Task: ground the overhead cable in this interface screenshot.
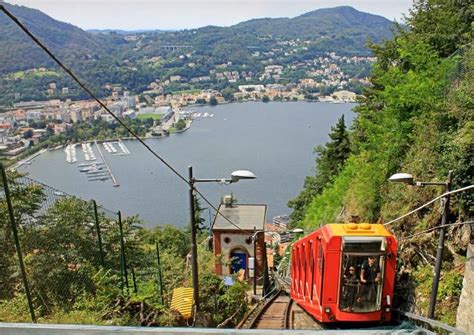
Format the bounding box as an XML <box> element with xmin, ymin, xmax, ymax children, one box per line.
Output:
<box><xmin>384</xmin><ymin>185</ymin><xmax>474</xmax><ymax>226</ymax></box>
<box><xmin>399</xmin><ymin>221</ymin><xmax>474</xmax><ymax>241</ymax></box>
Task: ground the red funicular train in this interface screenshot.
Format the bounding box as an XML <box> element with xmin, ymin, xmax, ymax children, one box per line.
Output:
<box><xmin>290</xmin><ymin>223</ymin><xmax>397</xmax><ymax>323</ymax></box>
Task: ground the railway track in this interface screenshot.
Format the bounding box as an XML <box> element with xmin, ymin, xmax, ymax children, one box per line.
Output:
<box><xmin>237</xmin><ymin>278</ymin><xmax>292</xmax><ymax>330</ymax></box>
<box><xmin>237</xmin><ymin>274</ymin><xmax>322</xmax><ymax>330</ymax></box>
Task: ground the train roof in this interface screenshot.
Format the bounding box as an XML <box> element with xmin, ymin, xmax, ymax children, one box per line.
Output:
<box><xmin>325</xmin><ymin>223</ymin><xmax>393</xmax><ymax>237</ymax></box>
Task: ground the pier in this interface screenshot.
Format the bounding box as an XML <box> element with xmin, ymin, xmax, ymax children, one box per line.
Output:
<box><xmin>94</xmin><ymin>141</ymin><xmax>119</xmax><ymax>187</ymax></box>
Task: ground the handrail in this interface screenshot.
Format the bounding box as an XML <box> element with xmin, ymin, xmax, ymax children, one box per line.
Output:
<box><xmin>393</xmin><ymin>309</ymin><xmax>466</xmax><ymax>335</ymax></box>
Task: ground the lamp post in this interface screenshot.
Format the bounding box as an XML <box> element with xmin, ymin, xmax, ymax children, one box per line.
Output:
<box><xmin>389</xmin><ymin>171</ymin><xmax>452</xmax><ymax>319</ymax></box>
<box><xmin>188</xmin><ymin>166</ymin><xmax>256</xmax><ymax>313</ymax></box>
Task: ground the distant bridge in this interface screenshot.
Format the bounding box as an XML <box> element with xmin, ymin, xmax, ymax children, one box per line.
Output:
<box><xmin>161</xmin><ymin>45</ymin><xmax>193</xmax><ymax>51</ymax></box>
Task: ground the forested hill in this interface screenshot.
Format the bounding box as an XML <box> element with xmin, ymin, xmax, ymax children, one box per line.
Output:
<box><xmin>0</xmin><ymin>3</ymin><xmax>395</xmax><ymax>75</ymax></box>
<box><xmin>0</xmin><ymin>3</ymin><xmax>126</xmax><ymax>74</ymax></box>
<box><xmin>232</xmin><ymin>6</ymin><xmax>393</xmax><ymax>43</ymax></box>
<box><xmin>129</xmin><ymin>6</ymin><xmax>395</xmax><ymax>62</ymax></box>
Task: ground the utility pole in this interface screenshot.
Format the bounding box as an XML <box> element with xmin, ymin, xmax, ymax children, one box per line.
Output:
<box><xmin>188</xmin><ymin>166</ymin><xmax>200</xmax><ymax>312</ymax></box>
<box><xmin>428</xmin><ymin>171</ymin><xmax>452</xmax><ymax>319</ymax></box>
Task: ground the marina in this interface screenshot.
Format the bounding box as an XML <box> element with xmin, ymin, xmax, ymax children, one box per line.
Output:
<box><xmin>95</xmin><ymin>140</ymin><xmax>119</xmax><ymax>187</ymax></box>
<box><xmin>59</xmin><ymin>140</ymin><xmax>132</xmax><ymax>186</ymax></box>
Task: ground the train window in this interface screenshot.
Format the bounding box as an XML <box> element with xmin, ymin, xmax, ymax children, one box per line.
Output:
<box><xmin>302</xmin><ymin>244</ymin><xmax>306</xmax><ymax>298</ymax></box>
<box><xmin>342</xmin><ymin>236</ymin><xmax>385</xmax><ymax>252</ymax></box>
<box><xmin>309</xmin><ymin>241</ymin><xmax>314</xmax><ymax>302</ymax></box>
<box><xmin>317</xmin><ymin>242</ymin><xmax>324</xmax><ymax>303</ymax></box>
<box><xmin>339</xmin><ymin>253</ymin><xmax>385</xmax><ymax>313</ymax></box>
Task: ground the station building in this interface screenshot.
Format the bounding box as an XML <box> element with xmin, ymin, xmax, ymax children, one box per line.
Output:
<box><xmin>212</xmin><ymin>195</ymin><xmax>266</xmax><ymax>280</ymax></box>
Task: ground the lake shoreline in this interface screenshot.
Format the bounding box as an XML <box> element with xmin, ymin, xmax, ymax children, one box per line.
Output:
<box><xmin>19</xmin><ymin>102</ymin><xmax>355</xmax><ymax>227</ymax></box>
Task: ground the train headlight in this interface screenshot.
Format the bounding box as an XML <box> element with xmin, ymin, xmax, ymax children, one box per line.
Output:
<box><xmin>324</xmin><ymin>307</ymin><xmax>331</xmax><ymax>313</ymax></box>
<box><xmin>385</xmin><ymin>307</ymin><xmax>391</xmax><ymax>313</ymax></box>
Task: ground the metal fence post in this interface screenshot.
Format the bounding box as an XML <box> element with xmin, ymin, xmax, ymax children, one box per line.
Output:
<box><xmin>0</xmin><ymin>164</ymin><xmax>36</xmax><ymax>322</ymax></box>
<box><xmin>130</xmin><ymin>267</ymin><xmax>138</xmax><ymax>294</ymax></box>
<box><xmin>155</xmin><ymin>241</ymin><xmax>164</xmax><ymax>305</ymax></box>
<box><xmin>253</xmin><ymin>226</ymin><xmax>257</xmax><ymax>295</ymax></box>
<box><xmin>118</xmin><ymin>210</ymin><xmax>129</xmax><ymax>296</ymax></box>
<box><xmin>92</xmin><ymin>200</ymin><xmax>105</xmax><ymax>267</ymax></box>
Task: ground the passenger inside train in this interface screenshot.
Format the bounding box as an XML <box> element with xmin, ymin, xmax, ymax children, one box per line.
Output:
<box><xmin>340</xmin><ymin>254</ymin><xmax>384</xmax><ymax>313</ymax></box>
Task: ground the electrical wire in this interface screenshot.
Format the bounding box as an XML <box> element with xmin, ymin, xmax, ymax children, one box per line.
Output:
<box><xmin>0</xmin><ymin>4</ymin><xmax>244</xmax><ymax>231</ymax></box>
<box><xmin>399</xmin><ymin>221</ymin><xmax>474</xmax><ymax>241</ymax></box>
<box><xmin>383</xmin><ymin>185</ymin><xmax>474</xmax><ymax>226</ymax></box>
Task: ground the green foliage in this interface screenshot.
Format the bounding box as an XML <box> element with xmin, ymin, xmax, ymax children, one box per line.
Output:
<box><xmin>0</xmin><ymin>172</ymin><xmax>251</xmax><ymax>326</ymax></box>
<box><xmin>174</xmin><ymin>119</ymin><xmax>186</xmax><ymax>131</ymax></box>
<box><xmin>0</xmin><ymin>171</ymin><xmax>44</xmax><ymax>299</ymax></box>
<box><xmin>0</xmin><ymin>293</ymin><xmax>32</xmax><ymax>323</ymax></box>
<box><xmin>407</xmin><ymin>0</ymin><xmax>473</xmax><ymax>57</ymax></box>
<box><xmin>288</xmin><ymin>115</ymin><xmax>350</xmax><ymax>225</ymax></box>
<box><xmin>198</xmin><ymin>272</ymin><xmax>248</xmax><ymax>327</ymax></box>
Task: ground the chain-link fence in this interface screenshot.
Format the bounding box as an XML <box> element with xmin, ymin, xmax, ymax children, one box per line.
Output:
<box><xmin>0</xmin><ymin>165</ymin><xmax>162</xmax><ymax>322</ymax></box>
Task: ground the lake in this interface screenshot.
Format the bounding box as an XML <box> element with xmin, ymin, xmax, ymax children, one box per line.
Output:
<box><xmin>19</xmin><ymin>101</ymin><xmax>355</xmax><ymax>227</ymax></box>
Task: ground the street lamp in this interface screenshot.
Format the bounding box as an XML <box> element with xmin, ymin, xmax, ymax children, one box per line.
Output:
<box><xmin>389</xmin><ymin>170</ymin><xmax>452</xmax><ymax>319</ymax></box>
<box><xmin>188</xmin><ymin>166</ymin><xmax>256</xmax><ymax>313</ymax></box>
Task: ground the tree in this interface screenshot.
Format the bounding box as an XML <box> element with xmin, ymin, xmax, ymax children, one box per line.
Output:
<box><xmin>261</xmin><ymin>95</ymin><xmax>270</xmax><ymax>102</ymax></box>
<box><xmin>407</xmin><ymin>0</ymin><xmax>473</xmax><ymax>57</ymax></box>
<box><xmin>209</xmin><ymin>96</ymin><xmax>218</xmax><ymax>106</ymax></box>
<box><xmin>23</xmin><ymin>130</ymin><xmax>33</xmax><ymax>139</ymax></box>
<box><xmin>174</xmin><ymin>119</ymin><xmax>186</xmax><ymax>131</ymax></box>
<box><xmin>0</xmin><ymin>171</ymin><xmax>44</xmax><ymax>299</ymax></box>
<box><xmin>288</xmin><ymin>115</ymin><xmax>350</xmax><ymax>224</ymax></box>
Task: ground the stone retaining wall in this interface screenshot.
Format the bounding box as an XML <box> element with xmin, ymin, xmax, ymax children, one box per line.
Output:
<box><xmin>456</xmin><ymin>242</ymin><xmax>474</xmax><ymax>334</ymax></box>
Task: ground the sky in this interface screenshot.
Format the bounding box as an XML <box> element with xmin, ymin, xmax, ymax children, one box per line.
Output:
<box><xmin>6</xmin><ymin>0</ymin><xmax>413</xmax><ymax>31</ymax></box>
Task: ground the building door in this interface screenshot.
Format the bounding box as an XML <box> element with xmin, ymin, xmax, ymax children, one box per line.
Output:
<box><xmin>230</xmin><ymin>250</ymin><xmax>247</xmax><ymax>274</ymax></box>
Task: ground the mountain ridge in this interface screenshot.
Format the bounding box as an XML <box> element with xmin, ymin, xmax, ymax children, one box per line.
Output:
<box><xmin>0</xmin><ymin>3</ymin><xmax>396</xmax><ymax>105</ymax></box>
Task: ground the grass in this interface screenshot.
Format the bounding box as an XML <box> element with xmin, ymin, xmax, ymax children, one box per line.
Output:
<box><xmin>136</xmin><ymin>113</ymin><xmax>162</xmax><ymax>121</ymax></box>
<box><xmin>9</xmin><ymin>70</ymin><xmax>61</xmax><ymax>80</ymax></box>
<box><xmin>172</xmin><ymin>89</ymin><xmax>201</xmax><ymax>95</ymax></box>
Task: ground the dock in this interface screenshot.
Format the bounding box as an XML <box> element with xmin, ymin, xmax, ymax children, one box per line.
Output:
<box><xmin>94</xmin><ymin>140</ymin><xmax>119</xmax><ymax>187</ymax></box>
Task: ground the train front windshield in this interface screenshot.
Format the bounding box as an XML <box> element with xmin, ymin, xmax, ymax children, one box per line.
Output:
<box><xmin>339</xmin><ymin>237</ymin><xmax>386</xmax><ymax>313</ymax></box>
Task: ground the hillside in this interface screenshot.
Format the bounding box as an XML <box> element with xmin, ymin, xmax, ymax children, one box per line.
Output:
<box><xmin>135</xmin><ymin>6</ymin><xmax>395</xmax><ymax>60</ymax></box>
<box><xmin>0</xmin><ymin>3</ymin><xmax>128</xmax><ymax>75</ymax></box>
<box><xmin>289</xmin><ymin>0</ymin><xmax>473</xmax><ymax>325</ymax></box>
<box><xmin>0</xmin><ymin>4</ymin><xmax>394</xmax><ymax>74</ymax></box>
<box><xmin>233</xmin><ymin>6</ymin><xmax>393</xmax><ymax>45</ymax></box>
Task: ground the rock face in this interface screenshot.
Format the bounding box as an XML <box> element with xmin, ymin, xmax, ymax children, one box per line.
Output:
<box><xmin>456</xmin><ymin>242</ymin><xmax>474</xmax><ymax>333</ymax></box>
